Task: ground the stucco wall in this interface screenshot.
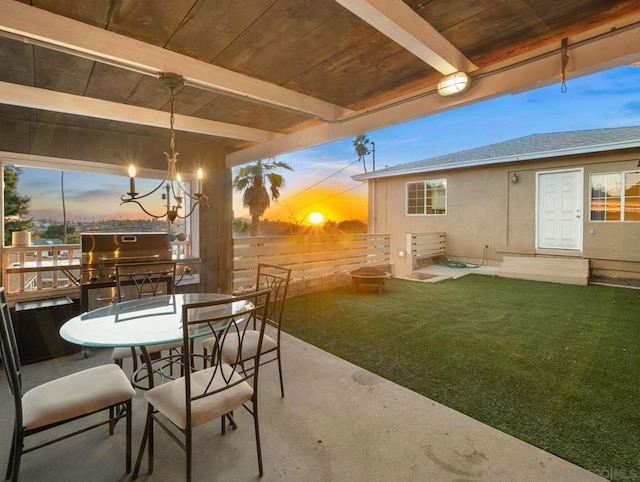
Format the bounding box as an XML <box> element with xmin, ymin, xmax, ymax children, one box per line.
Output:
<box><xmin>371</xmin><ymin>148</ymin><xmax>640</xmax><ymax>279</ymax></box>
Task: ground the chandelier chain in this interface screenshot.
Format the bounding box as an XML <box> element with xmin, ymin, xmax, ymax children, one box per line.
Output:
<box><xmin>169</xmin><ymin>87</ymin><xmax>176</xmax><ymax>157</ymax></box>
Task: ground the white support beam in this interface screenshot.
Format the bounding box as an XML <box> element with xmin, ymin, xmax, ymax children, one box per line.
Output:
<box><xmin>335</xmin><ymin>0</ymin><xmax>477</xmax><ymax>75</ymax></box>
<box><xmin>0</xmin><ymin>81</ymin><xmax>280</xmax><ymax>143</ymax></box>
<box><xmin>0</xmin><ymin>0</ymin><xmax>352</xmax><ymax>121</ymax></box>
<box><xmin>225</xmin><ymin>22</ymin><xmax>640</xmax><ymax>167</ymax></box>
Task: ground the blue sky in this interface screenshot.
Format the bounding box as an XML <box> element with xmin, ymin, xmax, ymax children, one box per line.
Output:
<box><xmin>13</xmin><ymin>65</ymin><xmax>640</xmax><ymax>223</ymax></box>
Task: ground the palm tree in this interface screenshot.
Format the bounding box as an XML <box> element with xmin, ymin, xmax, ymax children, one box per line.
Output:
<box><xmin>233</xmin><ymin>158</ymin><xmax>294</xmax><ymax>236</ymax></box>
<box><xmin>353</xmin><ymin>134</ymin><xmax>371</xmax><ymax>173</ymax></box>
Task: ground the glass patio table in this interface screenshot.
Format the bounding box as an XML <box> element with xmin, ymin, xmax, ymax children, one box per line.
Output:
<box><xmin>59</xmin><ymin>293</ymin><xmax>249</xmax><ymax>389</ymax></box>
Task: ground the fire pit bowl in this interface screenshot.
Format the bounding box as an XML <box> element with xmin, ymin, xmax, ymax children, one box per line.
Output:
<box><xmin>349</xmin><ymin>267</ymin><xmax>391</xmax><ymax>294</ymax></box>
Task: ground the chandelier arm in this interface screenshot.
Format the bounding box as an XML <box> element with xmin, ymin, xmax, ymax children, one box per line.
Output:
<box><xmin>119</xmin><ymin>198</ymin><xmax>167</xmax><ymax>219</ymax></box>
<box><xmin>196</xmin><ymin>194</ymin><xmax>209</xmax><ymax>207</ymax></box>
<box><xmin>174</xmin><ymin>200</ymin><xmax>203</xmax><ymax>220</ymax></box>
<box><xmin>180</xmin><ymin>189</ymin><xmax>206</xmax><ymax>202</ymax></box>
<box><xmin>122</xmin><ymin>180</ymin><xmax>166</xmax><ymax>202</ymax></box>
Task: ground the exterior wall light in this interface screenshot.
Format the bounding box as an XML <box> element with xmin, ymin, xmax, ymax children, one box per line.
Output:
<box><xmin>511</xmin><ymin>173</ymin><xmax>520</xmax><ymax>184</ymax></box>
<box><xmin>437</xmin><ymin>72</ymin><xmax>471</xmax><ymax>96</ymax></box>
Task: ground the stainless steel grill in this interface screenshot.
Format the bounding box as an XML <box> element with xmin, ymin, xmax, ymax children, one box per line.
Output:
<box><xmin>81</xmin><ymin>232</ymin><xmax>174</xmax><ymax>311</ymax></box>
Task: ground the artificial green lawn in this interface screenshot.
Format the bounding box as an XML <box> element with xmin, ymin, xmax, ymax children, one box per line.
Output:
<box><xmin>282</xmin><ymin>275</ymin><xmax>640</xmax><ymax>481</ymax></box>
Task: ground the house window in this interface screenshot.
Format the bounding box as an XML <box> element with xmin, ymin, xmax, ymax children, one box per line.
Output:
<box><xmin>590</xmin><ymin>171</ymin><xmax>640</xmax><ymax>221</ymax></box>
<box><xmin>406</xmin><ymin>179</ymin><xmax>447</xmax><ymax>215</ymax></box>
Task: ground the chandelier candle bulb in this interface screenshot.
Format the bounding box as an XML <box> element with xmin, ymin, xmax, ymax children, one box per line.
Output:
<box><xmin>196</xmin><ymin>168</ymin><xmax>203</xmax><ymax>194</ymax></box>
<box><xmin>128</xmin><ymin>165</ymin><xmax>136</xmax><ymax>194</ymax></box>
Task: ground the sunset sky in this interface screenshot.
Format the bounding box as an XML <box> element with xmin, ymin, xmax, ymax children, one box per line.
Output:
<box><xmin>12</xmin><ymin>65</ymin><xmax>640</xmax><ymax>225</ymax></box>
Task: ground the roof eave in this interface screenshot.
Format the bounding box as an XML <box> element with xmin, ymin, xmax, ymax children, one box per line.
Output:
<box><xmin>352</xmin><ymin>139</ymin><xmax>640</xmax><ymax>181</ymax></box>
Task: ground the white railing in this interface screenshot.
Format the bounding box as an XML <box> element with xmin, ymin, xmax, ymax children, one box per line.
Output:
<box><xmin>2</xmin><ymin>244</ymin><xmax>82</xmax><ymax>303</ymax></box>
<box><xmin>1</xmin><ymin>241</ymin><xmax>193</xmax><ymax>304</ymax></box>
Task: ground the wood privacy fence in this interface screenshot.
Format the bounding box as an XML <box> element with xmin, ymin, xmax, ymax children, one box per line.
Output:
<box><xmin>408</xmin><ymin>232</ymin><xmax>446</xmax><ymax>269</ymax></box>
<box><xmin>233</xmin><ymin>233</ymin><xmax>391</xmax><ymax>297</ymax></box>
<box><xmin>1</xmin><ymin>234</ymin><xmax>392</xmax><ymax>302</ymax></box>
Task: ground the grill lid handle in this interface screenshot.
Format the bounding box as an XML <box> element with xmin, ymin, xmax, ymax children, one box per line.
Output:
<box><xmin>98</xmin><ymin>254</ymin><xmax>161</xmax><ymax>262</ymax></box>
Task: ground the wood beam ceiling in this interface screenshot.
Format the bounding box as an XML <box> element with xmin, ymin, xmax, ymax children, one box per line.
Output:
<box><xmin>0</xmin><ymin>0</ymin><xmax>639</xmax><ymax>169</ymax></box>
<box><xmin>0</xmin><ymin>81</ymin><xmax>280</xmax><ymax>143</ymax></box>
<box><xmin>334</xmin><ymin>0</ymin><xmax>478</xmax><ymax>74</ymax></box>
<box><xmin>0</xmin><ymin>0</ymin><xmax>352</xmax><ymax>121</ymax></box>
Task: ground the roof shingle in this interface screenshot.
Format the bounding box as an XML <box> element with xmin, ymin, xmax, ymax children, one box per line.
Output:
<box><xmin>372</xmin><ymin>126</ymin><xmax>640</xmax><ymax>176</ymax></box>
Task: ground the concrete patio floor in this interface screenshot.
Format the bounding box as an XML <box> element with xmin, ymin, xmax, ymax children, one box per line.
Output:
<box><xmin>0</xmin><ymin>331</ymin><xmax>603</xmax><ymax>481</ymax></box>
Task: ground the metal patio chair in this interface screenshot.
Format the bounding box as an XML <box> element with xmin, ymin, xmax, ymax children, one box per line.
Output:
<box><xmin>202</xmin><ymin>263</ymin><xmax>292</xmax><ymax>397</ymax></box>
<box><xmin>131</xmin><ymin>288</ymin><xmax>272</xmax><ymax>481</ymax></box>
<box><xmin>0</xmin><ymin>287</ymin><xmax>135</xmax><ymax>481</ymax></box>
<box><xmin>110</xmin><ymin>261</ymin><xmax>182</xmax><ymax>373</ymax></box>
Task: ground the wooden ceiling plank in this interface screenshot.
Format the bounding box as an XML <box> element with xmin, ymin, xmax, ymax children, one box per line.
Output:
<box><xmin>32</xmin><ymin>0</ymin><xmax>112</xmax><ymax>28</ymax></box>
<box><xmin>334</xmin><ymin>0</ymin><xmax>478</xmax><ymax>74</ymax></box>
<box><xmin>33</xmin><ymin>46</ymin><xmax>94</xmax><ymax>95</ymax></box>
<box><xmin>288</xmin><ymin>35</ymin><xmax>400</xmax><ymax>106</ymax></box>
<box><xmin>36</xmin><ymin>110</ymin><xmax>77</xmax><ymax>126</ymax></box>
<box><xmin>226</xmin><ymin>20</ymin><xmax>640</xmax><ymax>166</ymax></box>
<box><xmin>441</xmin><ymin>0</ymin><xmax>640</xmax><ymax>67</ymax></box>
<box><xmin>108</xmin><ymin>0</ymin><xmax>197</xmax><ymax>48</ymax></box>
<box><xmin>0</xmin><ymin>103</ymin><xmax>36</xmax><ymax>122</ymax></box>
<box><xmin>405</xmin><ymin>0</ymin><xmax>505</xmax><ymax>32</ymax></box>
<box><xmin>212</xmin><ymin>0</ymin><xmax>344</xmax><ymax>75</ymax></box>
<box><xmin>0</xmin><ymin>0</ymin><xmax>352</xmax><ymax>121</ymax></box>
<box><xmin>0</xmin><ymin>36</ymin><xmax>34</xmax><ymax>85</ymax></box>
<box><xmin>0</xmin><ymin>81</ymin><xmax>280</xmax><ymax>143</ymax></box>
<box><xmin>165</xmin><ymin>0</ymin><xmax>276</xmax><ymax>63</ymax></box>
<box><xmin>84</xmin><ymin>63</ymin><xmax>145</xmax><ymax>104</ymax></box>
<box><xmin>256</xmin><ymin>9</ymin><xmax>375</xmax><ymax>90</ymax></box>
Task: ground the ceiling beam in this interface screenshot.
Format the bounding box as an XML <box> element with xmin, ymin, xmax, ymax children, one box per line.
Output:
<box><xmin>225</xmin><ymin>21</ymin><xmax>640</xmax><ymax>167</ymax></box>
<box><xmin>0</xmin><ymin>81</ymin><xmax>280</xmax><ymax>143</ymax></box>
<box><xmin>335</xmin><ymin>0</ymin><xmax>477</xmax><ymax>75</ymax></box>
<box><xmin>0</xmin><ymin>0</ymin><xmax>353</xmax><ymax>121</ymax></box>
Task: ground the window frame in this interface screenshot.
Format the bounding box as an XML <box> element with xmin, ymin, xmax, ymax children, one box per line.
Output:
<box><xmin>589</xmin><ymin>169</ymin><xmax>640</xmax><ymax>223</ymax></box>
<box><xmin>405</xmin><ymin>178</ymin><xmax>447</xmax><ymax>216</ymax></box>
<box><xmin>1</xmin><ymin>153</ymin><xmax>199</xmax><ymax>253</ymax></box>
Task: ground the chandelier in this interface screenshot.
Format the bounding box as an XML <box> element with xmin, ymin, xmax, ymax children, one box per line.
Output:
<box><xmin>121</xmin><ymin>72</ymin><xmax>208</xmax><ymax>223</ymax></box>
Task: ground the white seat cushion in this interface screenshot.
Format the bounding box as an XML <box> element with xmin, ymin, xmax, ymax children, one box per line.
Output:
<box><xmin>144</xmin><ymin>363</ymin><xmax>253</xmax><ymax>430</ymax></box>
<box><xmin>111</xmin><ymin>341</ymin><xmax>182</xmax><ymax>361</ymax></box>
<box><xmin>204</xmin><ymin>330</ymin><xmax>277</xmax><ymax>364</ymax></box>
<box><xmin>22</xmin><ymin>364</ymin><xmax>135</xmax><ymax>430</ymax></box>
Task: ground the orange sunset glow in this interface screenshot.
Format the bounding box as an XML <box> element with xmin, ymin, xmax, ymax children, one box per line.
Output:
<box><xmin>264</xmin><ymin>186</ymin><xmax>367</xmax><ymax>224</ymax></box>
<box><xmin>252</xmin><ymin>186</ymin><xmax>368</xmax><ymax>224</ymax></box>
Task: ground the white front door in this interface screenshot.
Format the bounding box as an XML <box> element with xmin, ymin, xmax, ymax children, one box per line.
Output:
<box><xmin>536</xmin><ymin>169</ymin><xmax>583</xmax><ymax>250</ymax></box>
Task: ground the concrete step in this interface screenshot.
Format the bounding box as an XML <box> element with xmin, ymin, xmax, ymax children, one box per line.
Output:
<box><xmin>498</xmin><ymin>256</ymin><xmax>589</xmax><ymax>285</ymax></box>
